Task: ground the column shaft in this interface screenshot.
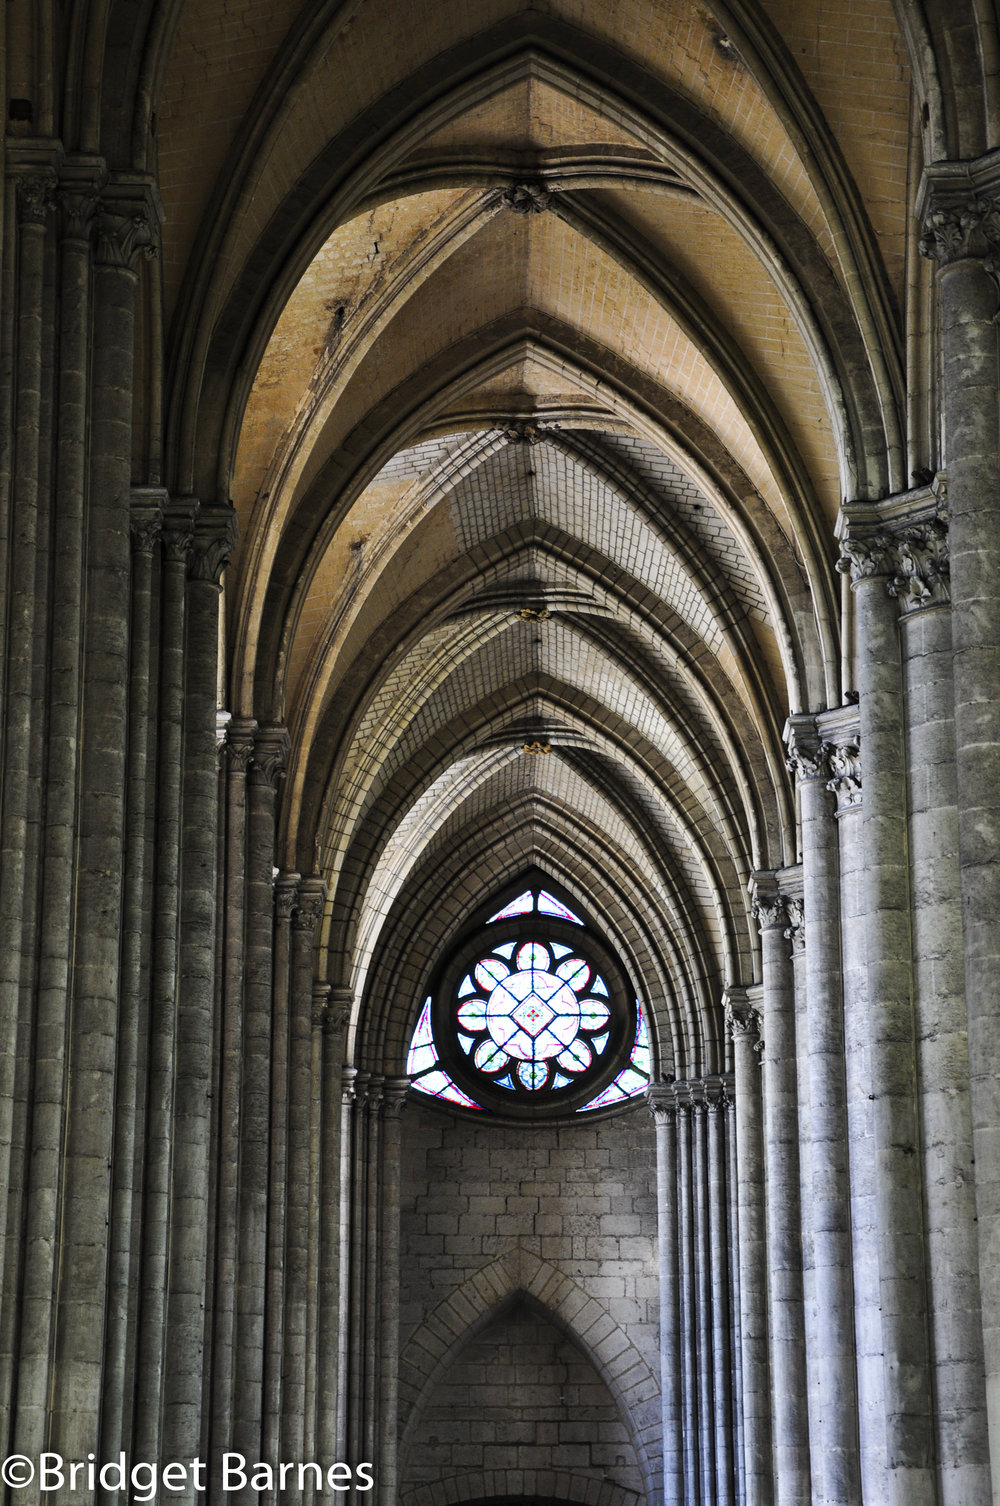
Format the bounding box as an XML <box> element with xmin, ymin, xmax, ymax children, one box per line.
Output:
<box><xmin>727</xmin><ymin>993</ymin><xmax>772</xmax><ymax>1506</ymax></box>
<box><xmin>853</xmin><ymin>563</ymin><xmax>934</xmax><ymax>1504</ymax></box>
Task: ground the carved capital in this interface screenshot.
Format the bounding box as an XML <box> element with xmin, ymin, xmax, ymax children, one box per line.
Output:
<box><xmin>919</xmin><ymin>194</ymin><xmax>1000</xmax><ymax>266</ymax></box>
<box><xmin>837</xmin><ymin>533</ymin><xmax>892</xmax><ymax>583</ymax></box>
<box><xmin>724</xmin><ymin>989</ymin><xmax>762</xmax><ymax>1047</ymax></box>
<box><xmin>162</xmin><ymin>499</ymin><xmax>197</xmax><ymax>564</ymax></box>
<box><xmin>59</xmin><ymin>184</ymin><xmax>100</xmax><ymax>241</ymax></box>
<box><xmin>250</xmin><ymin>724</ymin><xmax>290</xmax><ymax>788</ymax></box>
<box><xmin>294</xmin><ymin>879</ymin><xmax>326</xmax><ymax>935</ymax></box>
<box><xmin>16</xmin><ymin>175</ymin><xmax>57</xmax><ymax>225</ymax></box>
<box><xmin>129</xmin><ymin>489</ymin><xmax>165</xmax><ymax>554</ymax></box>
<box><xmin>703</xmin><ymin>1074</ymin><xmax>729</xmax><ymax>1111</ymax></box>
<box><xmin>783</xmin><ymin>896</ymin><xmax>805</xmax><ymax>957</ymax></box>
<box><xmin>751</xmin><ymin>892</ymin><xmax>788</xmax><ymax>933</ymax></box>
<box><xmin>885</xmin><ymin>518</ymin><xmax>950</xmax><ymax>613</ymax></box>
<box><xmin>189</xmin><ymin>506</ymin><xmax>239</xmax><ymax>585</ymax></box>
<box><xmin>784</xmin><ymin>718</ymin><xmax>829</xmax><ymax>782</ymax></box>
<box><xmin>381</xmin><ymin>1077</ymin><xmax>411</xmax><ymax>1121</ymax></box>
<box><xmin>645</xmin><ymin>1083</ymin><xmax>678</xmax><ymax>1124</ymax></box>
<box><xmin>95</xmin><ymin>207</ymin><xmax>157</xmax><ymax>269</ymax></box>
<box><xmin>341</xmin><ymin>1065</ymin><xmax>358</xmax><ymax>1104</ymax></box>
<box><xmin>826</xmin><ymin>739</ymin><xmax>862</xmax><ymax>813</ymax></box>
<box><xmin>275</xmin><ymin>874</ymin><xmax>300</xmax><ymax>921</ymax></box>
<box><xmin>225</xmin><ymin>718</ymin><xmax>257</xmax><ymax>773</ymax></box>
<box><xmin>500</xmin><ymin>182</ymin><xmax>553</xmax><ymax>215</ymax></box>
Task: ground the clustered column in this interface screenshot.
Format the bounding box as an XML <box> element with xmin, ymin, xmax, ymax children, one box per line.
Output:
<box><xmin>646</xmin><ymin>1074</ymin><xmax>737</xmax><ymax>1505</ymax></box>
<box><xmin>920</xmin><ymin>157</ymin><xmax>1000</xmax><ymax>1492</ymax></box>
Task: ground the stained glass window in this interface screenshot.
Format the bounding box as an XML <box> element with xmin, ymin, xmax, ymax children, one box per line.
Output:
<box><xmin>407</xmin><ymin>885</ymin><xmax>653</xmax><ymax>1115</ymax></box>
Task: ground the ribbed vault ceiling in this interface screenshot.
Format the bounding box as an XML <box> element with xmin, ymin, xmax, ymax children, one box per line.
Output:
<box><xmin>139</xmin><ymin>0</ymin><xmax>922</xmax><ymax>1082</ymax></box>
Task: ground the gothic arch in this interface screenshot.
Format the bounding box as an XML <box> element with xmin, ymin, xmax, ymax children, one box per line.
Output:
<box><xmin>398</xmin><ymin>1248</ymin><xmax>661</xmax><ymax>1501</ymax></box>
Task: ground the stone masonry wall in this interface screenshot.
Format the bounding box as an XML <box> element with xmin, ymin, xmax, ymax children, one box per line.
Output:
<box><xmin>397</xmin><ymin>1098</ymin><xmax>660</xmax><ymax>1503</ymax></box>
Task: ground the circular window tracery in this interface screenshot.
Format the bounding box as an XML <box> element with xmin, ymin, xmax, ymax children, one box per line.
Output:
<box><xmin>406</xmin><ymin>885</ymin><xmax>652</xmax><ymax>1117</ymax></box>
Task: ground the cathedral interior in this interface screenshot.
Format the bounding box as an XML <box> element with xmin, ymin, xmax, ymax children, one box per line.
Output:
<box><xmin>1</xmin><ymin>0</ymin><xmax>1000</xmax><ymax>1503</ymax></box>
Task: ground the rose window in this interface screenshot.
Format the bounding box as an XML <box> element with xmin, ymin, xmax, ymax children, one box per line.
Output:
<box><xmin>407</xmin><ymin>886</ymin><xmax>652</xmax><ymax>1116</ymax></box>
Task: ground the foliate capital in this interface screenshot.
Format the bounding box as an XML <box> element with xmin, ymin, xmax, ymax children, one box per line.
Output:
<box><xmin>837</xmin><ymin>533</ymin><xmax>892</xmax><ymax>584</ymax></box>
<box><xmin>294</xmin><ymin>879</ymin><xmax>327</xmax><ymax>934</ymax></box>
<box><xmin>129</xmin><ymin>488</ymin><xmax>166</xmax><ymax>554</ymax></box>
<box><xmin>381</xmin><ymin>1077</ymin><xmax>411</xmax><ymax>1121</ymax></box>
<box><xmin>826</xmin><ymin>739</ymin><xmax>862</xmax><ymax>813</ymax></box>
<box><xmin>645</xmin><ymin>1083</ymin><xmax>678</xmax><ymax>1124</ymax></box>
<box><xmin>95</xmin><ymin>207</ymin><xmax>157</xmax><ymax>269</ymax></box>
<box><xmin>885</xmin><ymin>518</ymin><xmax>950</xmax><ymax>613</ymax></box>
<box><xmin>189</xmin><ymin>505</ymin><xmax>239</xmax><ymax>585</ymax></box>
<box><xmin>162</xmin><ymin>498</ymin><xmax>198</xmax><ymax>563</ymax></box>
<box><xmin>59</xmin><ymin>185</ymin><xmax>100</xmax><ymax>241</ymax></box>
<box><xmin>275</xmin><ymin>873</ymin><xmax>300</xmax><ymax>921</ymax></box>
<box><xmin>919</xmin><ymin>194</ymin><xmax>1000</xmax><ymax>266</ymax></box>
<box><xmin>783</xmin><ymin>896</ymin><xmax>805</xmax><ymax>957</ymax></box>
<box><xmin>16</xmin><ymin>174</ymin><xmax>57</xmax><ymax>225</ymax></box>
<box><xmin>250</xmin><ymin>723</ymin><xmax>290</xmax><ymax>788</ymax></box>
<box><xmin>723</xmin><ymin>987</ymin><xmax>762</xmax><ymax>1046</ymax></box>
<box><xmin>225</xmin><ymin>717</ymin><xmax>257</xmax><ymax>773</ymax></box>
<box><xmin>784</xmin><ymin>716</ymin><xmax>829</xmax><ymax>782</ymax></box>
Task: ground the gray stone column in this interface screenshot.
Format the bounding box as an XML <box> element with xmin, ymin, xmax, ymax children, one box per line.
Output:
<box><xmin>213</xmin><ymin>719</ymin><xmax>256</xmax><ymax>1461</ymax></box>
<box><xmin>233</xmin><ymin>723</ymin><xmax>289</xmax><ymax>1500</ymax></box>
<box><xmin>647</xmin><ymin>1084</ymin><xmax>683</xmax><ymax>1505</ymax></box>
<box><xmin>164</xmin><ymin>506</ymin><xmax>237</xmax><ymax>1489</ymax></box>
<box><xmin>49</xmin><ymin>189</ymin><xmax>155</xmax><ymax>1490</ymax></box>
<box><xmin>891</xmin><ymin>512</ymin><xmax>989</xmax><ymax>1505</ymax></box>
<box><xmin>134</xmin><ymin>502</ymin><xmax>194</xmax><ymax>1467</ymax></box>
<box><xmin>675</xmin><ymin>1083</ymin><xmax>698</xmax><ymax>1501</ymax></box>
<box><xmin>262</xmin><ymin>872</ymin><xmax>299</xmax><ymax>1504</ymax></box>
<box><xmin>726</xmin><ymin>1077</ymin><xmax>746</xmax><ymax>1506</ymax></box>
<box><xmin>11</xmin><ymin>174</ymin><xmax>90</xmax><ymax>1473</ymax></box>
<box><xmin>820</xmin><ymin>710</ymin><xmax>884</xmax><ymax>1504</ymax></box>
<box><xmin>377</xmin><ymin>1078</ymin><xmax>410</xmax><ymax>1506</ymax></box>
<box><xmin>706</xmin><ymin>1076</ymin><xmax>735</xmax><ymax>1506</ymax></box>
<box><xmin>725</xmin><ymin>988</ymin><xmax>772</xmax><ymax>1506</ymax></box>
<box><xmin>751</xmin><ymin>874</ymin><xmax>809</xmax><ymax>1506</ymax></box>
<box><xmin>98</xmin><ymin>491</ymin><xmax>163</xmax><ymax>1488</ymax></box>
<box><xmin>0</xmin><ymin>177</ymin><xmax>55</xmax><ymax>1410</ymax></box>
<box><xmin>690</xmin><ymin>1084</ymin><xmax>714</xmax><ymax>1505</ymax></box>
<box><xmin>283</xmin><ymin>880</ymin><xmax>326</xmax><ymax>1496</ymax></box>
<box><xmin>315</xmin><ymin>1000</ymin><xmax>350</xmax><ymax>1492</ymax></box>
<box><xmin>785</xmin><ymin>719</ymin><xmax>861</xmax><ymax>1505</ymax></box>
<box><xmin>840</xmin><ymin>529</ymin><xmax>933</xmax><ymax>1506</ymax></box>
<box><xmin>920</xmin><ymin>160</ymin><xmax>1000</xmax><ymax>1497</ymax></box>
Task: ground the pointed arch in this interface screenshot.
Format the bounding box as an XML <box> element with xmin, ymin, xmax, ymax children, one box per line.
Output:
<box><xmin>398</xmin><ymin>1247</ymin><xmax>661</xmax><ymax>1504</ymax></box>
